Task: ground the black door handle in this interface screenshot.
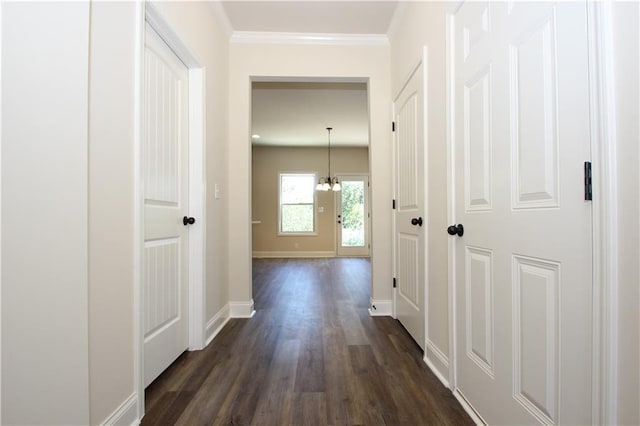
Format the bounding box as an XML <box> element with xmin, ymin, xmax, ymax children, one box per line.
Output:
<box><xmin>411</xmin><ymin>217</ymin><xmax>423</xmax><ymax>227</ymax></box>
<box><xmin>183</xmin><ymin>216</ymin><xmax>196</xmax><ymax>226</ymax></box>
<box><xmin>447</xmin><ymin>224</ymin><xmax>464</xmax><ymax>237</ymax></box>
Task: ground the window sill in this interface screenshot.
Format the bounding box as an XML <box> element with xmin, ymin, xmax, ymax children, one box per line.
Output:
<box><xmin>277</xmin><ymin>232</ymin><xmax>318</xmax><ymax>237</ymax></box>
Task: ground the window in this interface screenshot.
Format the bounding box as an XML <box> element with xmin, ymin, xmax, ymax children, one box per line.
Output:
<box><xmin>279</xmin><ymin>173</ymin><xmax>316</xmax><ymax>234</ymax></box>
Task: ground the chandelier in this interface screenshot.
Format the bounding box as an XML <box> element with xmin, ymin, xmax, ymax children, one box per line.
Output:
<box><xmin>316</xmin><ymin>127</ymin><xmax>341</xmax><ymax>191</ymax></box>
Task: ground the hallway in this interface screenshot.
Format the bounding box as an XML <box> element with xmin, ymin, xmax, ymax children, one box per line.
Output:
<box><xmin>143</xmin><ymin>258</ymin><xmax>472</xmax><ymax>425</ymax></box>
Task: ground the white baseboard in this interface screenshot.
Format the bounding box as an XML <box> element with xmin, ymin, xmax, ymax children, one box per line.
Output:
<box><xmin>426</xmin><ymin>338</ymin><xmax>450</xmax><ymax>367</ymax></box>
<box><xmin>453</xmin><ymin>389</ymin><xmax>486</xmax><ymax>425</ymax></box>
<box><xmin>368</xmin><ymin>299</ymin><xmax>392</xmax><ymax>316</ymax></box>
<box><xmin>423</xmin><ymin>354</ymin><xmax>451</xmax><ymax>389</ymax></box>
<box><xmin>101</xmin><ymin>392</ymin><xmax>139</xmax><ymax>426</ymax></box>
<box><xmin>205</xmin><ymin>304</ymin><xmax>230</xmax><ymax>346</ymax></box>
<box><xmin>252</xmin><ymin>251</ymin><xmax>335</xmax><ymax>258</ymax></box>
<box><xmin>229</xmin><ymin>300</ymin><xmax>256</xmax><ymax>318</ymax></box>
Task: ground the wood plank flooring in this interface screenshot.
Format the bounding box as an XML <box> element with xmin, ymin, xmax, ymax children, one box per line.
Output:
<box><xmin>143</xmin><ymin>258</ymin><xmax>472</xmax><ymax>425</ymax></box>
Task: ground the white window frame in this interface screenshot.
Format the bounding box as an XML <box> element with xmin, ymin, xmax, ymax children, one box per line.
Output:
<box><xmin>278</xmin><ymin>172</ymin><xmax>317</xmax><ymax>236</ymax></box>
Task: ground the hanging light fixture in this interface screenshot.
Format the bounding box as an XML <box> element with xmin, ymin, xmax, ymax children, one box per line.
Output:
<box><xmin>316</xmin><ymin>127</ymin><xmax>341</xmax><ymax>192</ymax></box>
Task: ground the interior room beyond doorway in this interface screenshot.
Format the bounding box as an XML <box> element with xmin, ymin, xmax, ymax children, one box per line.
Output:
<box><xmin>250</xmin><ymin>81</ymin><xmax>371</xmax><ymax>259</ymax></box>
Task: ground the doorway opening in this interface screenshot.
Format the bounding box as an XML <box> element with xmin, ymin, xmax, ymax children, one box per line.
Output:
<box><xmin>250</xmin><ymin>80</ymin><xmax>372</xmax><ymax>309</ymax></box>
<box><xmin>336</xmin><ymin>174</ymin><xmax>370</xmax><ymax>257</ymax></box>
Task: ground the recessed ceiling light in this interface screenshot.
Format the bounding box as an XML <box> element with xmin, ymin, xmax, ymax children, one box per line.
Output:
<box><xmin>252</xmin><ymin>134</ymin><xmax>260</xmax><ymax>139</ymax></box>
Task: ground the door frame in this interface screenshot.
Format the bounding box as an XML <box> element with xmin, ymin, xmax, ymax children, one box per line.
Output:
<box><xmin>445</xmin><ymin>2</ymin><xmax>619</xmax><ymax>423</ymax></box>
<box><xmin>586</xmin><ymin>2</ymin><xmax>620</xmax><ymax>423</ymax></box>
<box><xmin>134</xmin><ymin>2</ymin><xmax>207</xmax><ymax>418</ymax></box>
<box><xmin>334</xmin><ymin>173</ymin><xmax>370</xmax><ymax>257</ymax></box>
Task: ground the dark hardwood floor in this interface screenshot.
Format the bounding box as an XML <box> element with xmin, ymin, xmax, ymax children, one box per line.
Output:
<box><xmin>142</xmin><ymin>258</ymin><xmax>472</xmax><ymax>425</ymax></box>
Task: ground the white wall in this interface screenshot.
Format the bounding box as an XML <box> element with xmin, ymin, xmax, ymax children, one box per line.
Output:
<box><xmin>2</xmin><ymin>3</ymin><xmax>91</xmax><ymax>423</ymax></box>
<box><xmin>88</xmin><ymin>2</ymin><xmax>138</xmax><ymax>423</ymax></box>
<box><xmin>389</xmin><ymin>2</ymin><xmax>452</xmax><ymax>380</ymax></box>
<box><xmin>611</xmin><ymin>2</ymin><xmax>639</xmax><ymax>424</ymax></box>
<box><xmin>2</xmin><ymin>1</ymin><xmax>231</xmax><ymax>423</ymax></box>
<box><xmin>228</xmin><ymin>40</ymin><xmax>392</xmax><ymax>310</ymax></box>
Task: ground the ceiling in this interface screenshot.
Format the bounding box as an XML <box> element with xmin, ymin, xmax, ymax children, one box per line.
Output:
<box><xmin>252</xmin><ymin>82</ymin><xmax>369</xmax><ymax>147</ymax></box>
<box><xmin>220</xmin><ymin>1</ymin><xmax>399</xmax><ymax>148</ymax></box>
<box><xmin>221</xmin><ymin>1</ymin><xmax>399</xmax><ymax>35</ymax></box>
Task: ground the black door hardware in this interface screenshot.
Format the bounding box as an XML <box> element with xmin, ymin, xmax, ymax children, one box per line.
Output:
<box><xmin>183</xmin><ymin>216</ymin><xmax>196</xmax><ymax>226</ymax></box>
<box><xmin>584</xmin><ymin>161</ymin><xmax>592</xmax><ymax>201</ymax></box>
<box><xmin>411</xmin><ymin>217</ymin><xmax>423</xmax><ymax>227</ymax></box>
<box><xmin>447</xmin><ymin>224</ymin><xmax>464</xmax><ymax>237</ymax></box>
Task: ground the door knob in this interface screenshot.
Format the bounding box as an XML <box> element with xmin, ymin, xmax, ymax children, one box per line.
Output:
<box><xmin>447</xmin><ymin>224</ymin><xmax>464</xmax><ymax>237</ymax></box>
<box><xmin>411</xmin><ymin>217</ymin><xmax>423</xmax><ymax>226</ymax></box>
<box><xmin>183</xmin><ymin>216</ymin><xmax>196</xmax><ymax>226</ymax></box>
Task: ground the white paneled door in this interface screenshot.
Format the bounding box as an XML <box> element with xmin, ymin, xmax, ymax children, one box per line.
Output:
<box><xmin>394</xmin><ymin>64</ymin><xmax>425</xmax><ymax>349</ymax></box>
<box><xmin>143</xmin><ymin>23</ymin><xmax>190</xmax><ymax>387</ymax></box>
<box><xmin>452</xmin><ymin>2</ymin><xmax>592</xmax><ymax>424</ymax></box>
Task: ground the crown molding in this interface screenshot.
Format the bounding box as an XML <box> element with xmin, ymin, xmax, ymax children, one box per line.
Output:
<box><xmin>230</xmin><ymin>31</ymin><xmax>389</xmax><ymax>46</ymax></box>
<box><xmin>208</xmin><ymin>0</ymin><xmax>233</xmax><ymax>40</ymax></box>
<box><xmin>386</xmin><ymin>0</ymin><xmax>407</xmax><ymax>41</ymax></box>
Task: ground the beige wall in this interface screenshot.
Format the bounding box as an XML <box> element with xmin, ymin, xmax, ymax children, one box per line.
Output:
<box><xmin>252</xmin><ymin>146</ymin><xmax>369</xmax><ymax>254</ymax></box>
<box><xmin>389</xmin><ymin>2</ymin><xmax>451</xmax><ymax>380</ymax></box>
<box><xmin>228</xmin><ymin>42</ymin><xmax>392</xmax><ymax>307</ymax></box>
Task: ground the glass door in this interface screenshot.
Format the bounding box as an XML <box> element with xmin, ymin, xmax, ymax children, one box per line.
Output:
<box><xmin>336</xmin><ymin>175</ymin><xmax>370</xmax><ymax>256</ymax></box>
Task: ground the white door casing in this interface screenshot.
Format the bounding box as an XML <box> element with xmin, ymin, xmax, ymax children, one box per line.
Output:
<box><xmin>393</xmin><ymin>63</ymin><xmax>426</xmax><ymax>349</ymax></box>
<box><xmin>336</xmin><ymin>175</ymin><xmax>370</xmax><ymax>257</ymax></box>
<box><xmin>142</xmin><ymin>23</ymin><xmax>190</xmax><ymax>388</ymax></box>
<box><xmin>451</xmin><ymin>2</ymin><xmax>593</xmax><ymax>424</ymax></box>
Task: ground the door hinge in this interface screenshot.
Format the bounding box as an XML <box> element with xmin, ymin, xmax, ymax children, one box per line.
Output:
<box><xmin>584</xmin><ymin>161</ymin><xmax>592</xmax><ymax>201</ymax></box>
<box><xmin>392</xmin><ymin>199</ymin><xmax>396</xmax><ymax>210</ymax></box>
<box><xmin>393</xmin><ymin>277</ymin><xmax>397</xmax><ymax>288</ymax></box>
<box><xmin>392</xmin><ymin>121</ymin><xmax>396</xmax><ymax>132</ymax></box>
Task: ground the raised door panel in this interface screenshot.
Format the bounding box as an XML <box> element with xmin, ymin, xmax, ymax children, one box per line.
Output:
<box><xmin>465</xmin><ymin>246</ymin><xmax>494</xmax><ymax>377</ymax></box>
<box><xmin>144</xmin><ymin>46</ymin><xmax>184</xmax><ymax>205</ymax></box>
<box><xmin>397</xmin><ymin>93</ymin><xmax>419</xmax><ymax>212</ymax></box>
<box><xmin>464</xmin><ymin>65</ymin><xmax>492</xmax><ymax>211</ymax></box>
<box><xmin>144</xmin><ymin>239</ymin><xmax>181</xmax><ymax>339</ymax></box>
<box><xmin>398</xmin><ymin>235</ymin><xmax>420</xmax><ymax>309</ymax></box>
<box><xmin>512</xmin><ymin>255</ymin><xmax>559</xmax><ymax>424</ymax></box>
<box><xmin>510</xmin><ymin>12</ymin><xmax>559</xmax><ymax>209</ymax></box>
